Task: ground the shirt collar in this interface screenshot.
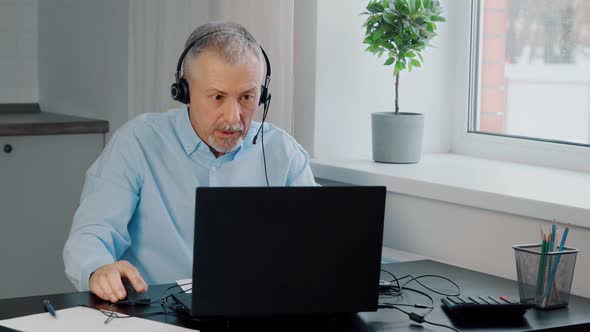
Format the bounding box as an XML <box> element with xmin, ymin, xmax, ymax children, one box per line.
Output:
<box><xmin>174</xmin><ymin>107</ymin><xmax>203</xmax><ymax>156</ymax></box>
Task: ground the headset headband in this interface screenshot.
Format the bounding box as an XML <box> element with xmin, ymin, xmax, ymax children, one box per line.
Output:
<box><xmin>174</xmin><ymin>30</ymin><xmax>271</xmax><ymax>86</ymax></box>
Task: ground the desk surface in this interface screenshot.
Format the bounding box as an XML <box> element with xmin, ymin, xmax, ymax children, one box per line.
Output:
<box><xmin>1</xmin><ymin>260</ymin><xmax>589</xmax><ymax>332</ymax></box>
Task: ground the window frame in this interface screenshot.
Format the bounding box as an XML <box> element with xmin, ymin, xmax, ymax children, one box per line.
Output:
<box><xmin>452</xmin><ymin>0</ymin><xmax>590</xmax><ymax>173</ymax></box>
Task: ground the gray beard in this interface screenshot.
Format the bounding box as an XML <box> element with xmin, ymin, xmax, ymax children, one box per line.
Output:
<box><xmin>207</xmin><ymin>135</ymin><xmax>243</xmax><ymax>154</ymax></box>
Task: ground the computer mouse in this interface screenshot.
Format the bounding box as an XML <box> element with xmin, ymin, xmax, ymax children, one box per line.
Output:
<box><xmin>121</xmin><ymin>281</ymin><xmax>151</xmax><ymax>305</ymax></box>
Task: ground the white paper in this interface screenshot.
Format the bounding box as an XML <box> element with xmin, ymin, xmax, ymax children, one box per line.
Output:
<box><xmin>176</xmin><ymin>278</ymin><xmax>192</xmax><ymax>294</ymax></box>
<box><xmin>0</xmin><ymin>306</ymin><xmax>197</xmax><ymax>332</ymax></box>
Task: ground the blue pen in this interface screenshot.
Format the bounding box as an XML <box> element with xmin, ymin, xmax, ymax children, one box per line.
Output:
<box><xmin>549</xmin><ymin>222</ymin><xmax>556</xmax><ymax>252</ymax></box>
<box><xmin>43</xmin><ymin>299</ymin><xmax>57</xmax><ymax>319</ymax></box>
<box><xmin>544</xmin><ymin>226</ymin><xmax>570</xmax><ymax>300</ymax></box>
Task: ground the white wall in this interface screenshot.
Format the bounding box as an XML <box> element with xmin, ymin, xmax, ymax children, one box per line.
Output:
<box><xmin>383</xmin><ymin>192</ymin><xmax>590</xmax><ymax>298</ymax></box>
<box><xmin>38</xmin><ymin>0</ymin><xmax>129</xmax><ymax>137</ymax></box>
<box><xmin>312</xmin><ymin>0</ymin><xmax>453</xmax><ymax>160</ymax></box>
<box><xmin>293</xmin><ymin>0</ymin><xmax>317</xmax><ymax>155</ymax></box>
<box><xmin>0</xmin><ymin>0</ymin><xmax>38</xmax><ymax>103</ymax></box>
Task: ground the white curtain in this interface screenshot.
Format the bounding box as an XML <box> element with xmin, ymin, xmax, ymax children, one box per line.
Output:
<box><xmin>128</xmin><ymin>0</ymin><xmax>295</xmax><ymax>134</ymax></box>
<box><xmin>128</xmin><ymin>0</ymin><xmax>209</xmax><ymax>118</ymax></box>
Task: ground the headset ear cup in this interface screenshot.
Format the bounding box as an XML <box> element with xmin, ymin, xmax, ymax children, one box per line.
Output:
<box><xmin>179</xmin><ymin>78</ymin><xmax>190</xmax><ymax>104</ymax></box>
<box><xmin>259</xmin><ymin>85</ymin><xmax>268</xmax><ymax>106</ymax></box>
<box><xmin>171</xmin><ymin>83</ymin><xmax>181</xmax><ymax>102</ymax></box>
<box><xmin>170</xmin><ymin>78</ymin><xmax>190</xmax><ymax>104</ymax></box>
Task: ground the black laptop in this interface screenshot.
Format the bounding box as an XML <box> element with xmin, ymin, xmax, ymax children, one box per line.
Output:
<box><xmin>172</xmin><ymin>186</ymin><xmax>386</xmax><ymax>318</ymax></box>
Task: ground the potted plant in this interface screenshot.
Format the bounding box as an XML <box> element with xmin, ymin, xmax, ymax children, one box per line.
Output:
<box><xmin>362</xmin><ymin>0</ymin><xmax>445</xmax><ymax>163</ymax></box>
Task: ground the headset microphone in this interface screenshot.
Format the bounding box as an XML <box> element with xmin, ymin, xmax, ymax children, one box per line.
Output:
<box><xmin>252</xmin><ymin>77</ymin><xmax>272</xmax><ymax>145</ymax></box>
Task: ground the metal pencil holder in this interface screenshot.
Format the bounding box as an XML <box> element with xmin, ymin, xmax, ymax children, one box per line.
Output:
<box><xmin>513</xmin><ymin>244</ymin><xmax>578</xmax><ymax>309</ymax></box>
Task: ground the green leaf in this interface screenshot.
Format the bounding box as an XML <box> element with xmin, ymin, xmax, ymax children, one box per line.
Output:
<box><xmin>395</xmin><ymin>60</ymin><xmax>405</xmax><ymax>72</ymax></box>
<box><xmin>383</xmin><ymin>41</ymin><xmax>395</xmax><ymax>50</ymax></box>
<box><xmin>383</xmin><ymin>12</ymin><xmax>395</xmax><ymax>24</ymax></box>
<box><xmin>393</xmin><ymin>60</ymin><xmax>405</xmax><ymax>75</ymax></box>
<box><xmin>388</xmin><ymin>0</ymin><xmax>397</xmax><ymax>11</ymax></box>
<box><xmin>367</xmin><ymin>1</ymin><xmax>385</xmax><ymax>13</ymax></box>
<box><xmin>373</xmin><ymin>28</ymin><xmax>385</xmax><ymax>40</ymax></box>
<box><xmin>384</xmin><ymin>57</ymin><xmax>395</xmax><ymax>65</ymax></box>
<box><xmin>395</xmin><ymin>0</ymin><xmax>407</xmax><ymax>12</ymax></box>
<box><xmin>410</xmin><ymin>59</ymin><xmax>421</xmax><ymax>67</ymax></box>
<box><xmin>426</xmin><ymin>22</ymin><xmax>435</xmax><ymax>32</ymax></box>
<box><xmin>405</xmin><ymin>51</ymin><xmax>416</xmax><ymax>58</ymax></box>
<box><xmin>431</xmin><ymin>15</ymin><xmax>446</xmax><ymax>22</ymax></box>
<box><xmin>408</xmin><ymin>0</ymin><xmax>418</xmax><ymax>15</ymax></box>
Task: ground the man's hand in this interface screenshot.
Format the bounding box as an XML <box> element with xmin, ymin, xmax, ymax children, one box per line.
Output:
<box><xmin>89</xmin><ymin>260</ymin><xmax>148</xmax><ymax>303</ymax></box>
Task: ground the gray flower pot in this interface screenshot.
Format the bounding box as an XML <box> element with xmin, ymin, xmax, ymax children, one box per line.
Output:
<box><xmin>371</xmin><ymin>112</ymin><xmax>424</xmax><ymax>163</ymax></box>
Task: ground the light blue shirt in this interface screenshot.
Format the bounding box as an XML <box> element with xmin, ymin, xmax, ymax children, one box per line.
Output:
<box><xmin>63</xmin><ymin>107</ymin><xmax>317</xmax><ymax>291</ymax></box>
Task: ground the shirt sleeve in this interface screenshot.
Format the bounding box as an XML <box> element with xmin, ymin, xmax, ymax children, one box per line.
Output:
<box><xmin>63</xmin><ymin>123</ymin><xmax>144</xmax><ymax>291</ymax></box>
<box><xmin>285</xmin><ymin>142</ymin><xmax>319</xmax><ymax>187</ymax></box>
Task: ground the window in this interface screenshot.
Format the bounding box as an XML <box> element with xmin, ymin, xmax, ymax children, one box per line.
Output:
<box><xmin>452</xmin><ymin>0</ymin><xmax>590</xmax><ymax>173</ymax></box>
<box><xmin>470</xmin><ymin>0</ymin><xmax>590</xmax><ymax>147</ymax></box>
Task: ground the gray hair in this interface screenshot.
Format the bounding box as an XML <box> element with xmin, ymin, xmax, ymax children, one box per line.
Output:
<box><xmin>182</xmin><ymin>22</ymin><xmax>264</xmax><ymax>79</ymax></box>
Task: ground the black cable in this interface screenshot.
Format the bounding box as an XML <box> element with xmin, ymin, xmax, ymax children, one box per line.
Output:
<box><xmin>260</xmin><ymin>103</ymin><xmax>270</xmax><ymax>187</ymax></box>
<box><xmin>154</xmin><ymin>282</ymin><xmax>192</xmax><ymax>305</ymax></box>
<box><xmin>381</xmin><ymin>285</ymin><xmax>435</xmax><ymax>308</ymax></box>
<box><xmin>379</xmin><ymin>272</ymin><xmax>460</xmax><ymax>307</ymax></box>
<box><xmin>380</xmin><ymin>269</ymin><xmax>401</xmax><ymax>291</ymax></box>
<box><xmin>260</xmin><ymin>118</ymin><xmax>269</xmax><ymax>187</ymax></box>
<box><xmin>378</xmin><ymin>270</ymin><xmax>463</xmax><ymax>332</ymax></box>
<box><xmin>398</xmin><ymin>274</ymin><xmax>461</xmax><ymax>297</ymax></box>
<box><xmin>381</xmin><ymin>304</ymin><xmax>461</xmax><ymax>332</ymax></box>
<box><xmin>423</xmin><ymin>318</ymin><xmax>462</xmax><ymax>332</ymax></box>
<box><xmin>85</xmin><ymin>282</ymin><xmax>196</xmax><ymax>325</ymax></box>
<box><xmin>251</xmin><ymin>97</ymin><xmax>271</xmax><ymax>187</ymax></box>
<box><xmin>78</xmin><ymin>304</ymin><xmax>170</xmax><ymax>324</ymax></box>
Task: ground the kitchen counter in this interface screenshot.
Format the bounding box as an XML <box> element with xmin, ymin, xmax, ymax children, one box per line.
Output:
<box><xmin>0</xmin><ymin>104</ymin><xmax>109</xmax><ymax>136</ymax></box>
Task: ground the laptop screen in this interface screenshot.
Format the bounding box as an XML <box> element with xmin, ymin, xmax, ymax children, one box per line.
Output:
<box><xmin>191</xmin><ymin>186</ymin><xmax>386</xmax><ymax>317</ymax></box>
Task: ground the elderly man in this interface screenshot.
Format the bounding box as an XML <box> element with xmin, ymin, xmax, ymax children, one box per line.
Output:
<box><xmin>63</xmin><ymin>22</ymin><xmax>316</xmax><ymax>303</ymax></box>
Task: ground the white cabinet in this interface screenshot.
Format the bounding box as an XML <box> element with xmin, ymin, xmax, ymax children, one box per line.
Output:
<box><xmin>0</xmin><ymin>134</ymin><xmax>104</xmax><ymax>299</ymax></box>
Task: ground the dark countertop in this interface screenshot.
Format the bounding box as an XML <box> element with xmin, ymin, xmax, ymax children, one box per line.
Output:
<box><xmin>1</xmin><ymin>260</ymin><xmax>590</xmax><ymax>331</ymax></box>
<box><xmin>0</xmin><ymin>104</ymin><xmax>109</xmax><ymax>136</ymax></box>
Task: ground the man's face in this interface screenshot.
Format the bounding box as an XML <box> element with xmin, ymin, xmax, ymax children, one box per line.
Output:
<box><xmin>186</xmin><ymin>49</ymin><xmax>263</xmax><ymax>157</ymax></box>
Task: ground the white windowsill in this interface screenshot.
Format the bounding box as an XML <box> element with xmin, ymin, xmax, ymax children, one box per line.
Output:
<box><xmin>311</xmin><ymin>153</ymin><xmax>590</xmax><ymax>230</ymax></box>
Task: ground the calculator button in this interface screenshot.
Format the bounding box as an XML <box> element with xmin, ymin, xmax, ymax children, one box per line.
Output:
<box><xmin>468</xmin><ymin>296</ymin><xmax>481</xmax><ymax>304</ymax></box>
<box><xmin>487</xmin><ymin>296</ymin><xmax>501</xmax><ymax>304</ymax></box>
<box><xmin>499</xmin><ymin>296</ymin><xmax>515</xmax><ymax>304</ymax></box>
<box><xmin>446</xmin><ymin>296</ymin><xmax>458</xmax><ymax>304</ymax></box>
<box><xmin>478</xmin><ymin>296</ymin><xmax>490</xmax><ymax>304</ymax></box>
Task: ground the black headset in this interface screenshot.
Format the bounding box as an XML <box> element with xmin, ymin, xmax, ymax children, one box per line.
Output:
<box><xmin>170</xmin><ymin>30</ymin><xmax>272</xmax><ymax>108</ymax></box>
<box><xmin>171</xmin><ymin>29</ymin><xmax>273</xmax><ymax>185</ymax></box>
